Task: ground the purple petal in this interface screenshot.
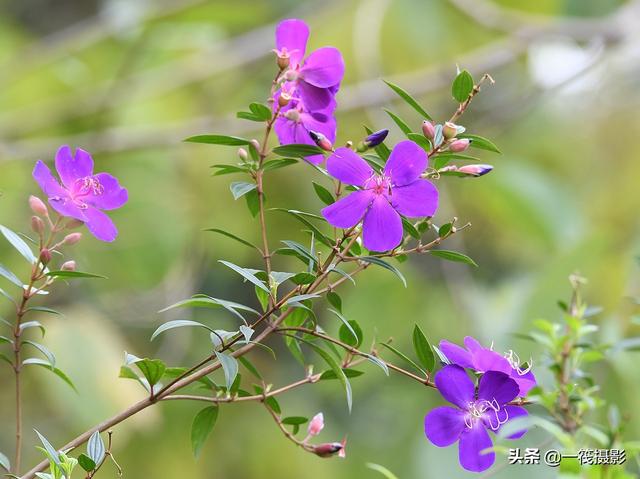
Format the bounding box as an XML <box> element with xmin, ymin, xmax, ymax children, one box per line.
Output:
<box><xmin>472</xmin><ymin>349</ymin><xmax>512</xmax><ymax>376</ymax></box>
<box><xmin>300</xmin><ymin>47</ymin><xmax>344</xmax><ymax>88</ymax></box>
<box><xmin>326</xmin><ymin>148</ymin><xmax>374</xmax><ymax>186</ymax></box>
<box><xmin>86</xmin><ymin>173</ymin><xmax>128</xmax><ymax>210</ymax></box>
<box><xmin>439</xmin><ymin>340</ymin><xmax>474</xmax><ymax>369</ymax></box>
<box><xmin>478</xmin><ymin>371</ymin><xmax>519</xmax><ymax>405</ymax></box>
<box><xmin>500</xmin><ymin>406</ymin><xmax>528</xmax><ymax>439</ymax></box>
<box><xmin>384</xmin><ymin>140</ymin><xmax>427</xmax><ymax>186</ymax></box>
<box><xmin>458</xmin><ymin>424</ymin><xmax>495</xmax><ymax>472</ymax></box>
<box><xmin>83</xmin><ymin>207</ymin><xmax>118</xmax><ymax>242</ymax></box>
<box><xmin>511</xmin><ymin>370</ymin><xmax>537</xmax><ymax>396</ymax></box>
<box><xmin>55</xmin><ymin>146</ymin><xmax>93</xmax><ymax>189</ymax></box>
<box><xmin>274</xmin><ymin>117</ymin><xmax>325</xmax><ymax>165</ymax></box>
<box><xmin>434</xmin><ymin>365</ymin><xmax>475</xmax><ymax>409</ymax></box>
<box><xmin>391</xmin><ymin>180</ymin><xmax>438</xmax><ymax>217</ymax></box>
<box><xmin>424</xmin><ymin>406</ymin><xmax>465</xmax><ymax>447</ymax></box>
<box><xmin>322</xmin><ymin>190</ymin><xmax>373</xmax><ymax>229</ymax></box>
<box><xmin>275</xmin><ymin>19</ymin><xmax>309</xmax><ymax>66</ymax></box>
<box><xmin>48</xmin><ymin>197</ymin><xmax>87</xmax><ymax>222</ymax></box>
<box><xmin>361</xmin><ymin>196</ymin><xmax>403</xmax><ymax>251</ymax></box>
<box><xmin>33</xmin><ymin>160</ymin><xmax>68</xmax><ymax>198</ymax></box>
<box><xmin>298</xmin><ymin>81</ymin><xmax>335</xmax><ymax>111</ymax></box>
<box><xmin>464</xmin><ymin>336</ymin><xmax>483</xmax><ymax>352</ymax></box>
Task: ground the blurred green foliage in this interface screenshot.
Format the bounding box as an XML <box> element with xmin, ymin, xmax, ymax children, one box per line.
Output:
<box><xmin>1</xmin><ymin>0</ymin><xmax>639</xmax><ymax>477</ymax></box>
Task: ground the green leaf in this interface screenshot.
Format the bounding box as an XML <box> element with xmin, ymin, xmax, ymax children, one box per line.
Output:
<box><xmin>237</xmin><ymin>102</ymin><xmax>272</xmax><ymax>122</ymax></box>
<box><xmin>20</xmin><ymin>321</ymin><xmax>45</xmax><ymax>337</ymax></box>
<box><xmin>401</xmin><ymin>217</ymin><xmax>420</xmax><ymax>239</ymax></box>
<box><xmin>219</xmin><ymin>260</ymin><xmax>270</xmax><ymax>293</ymax></box>
<box><xmin>210</xmin><ymin>164</ymin><xmax>248</xmax><ymax>176</ymax></box>
<box><xmin>161</xmin><ymin>295</ymin><xmax>259</xmax><ymax>320</ymax></box>
<box><xmin>272</xmin><ymin>209</ymin><xmax>333</xmax><ymax>248</ymax></box>
<box><xmin>329</xmin><ymin>309</ymin><xmax>360</xmax><ymax>347</ymax></box>
<box><xmin>366</xmin><ymin>463</ymin><xmax>400</xmax><ymax>479</ymax></box>
<box><xmin>229</xmin><ymin>181</ymin><xmax>257</xmax><ymax>200</ymax></box>
<box><xmin>0</xmin><ymin>225</ymin><xmax>37</xmax><ymax>263</ymax></box>
<box><xmin>0</xmin><ymin>451</ymin><xmax>10</xmax><ymax>472</ymax></box>
<box><xmin>406</xmin><ymin>133</ymin><xmax>431</xmax><ymax>152</ymax></box>
<box><xmin>184</xmin><ymin>135</ymin><xmax>251</xmax><ymax>146</ymax></box>
<box><xmin>432</xmin><ymin>152</ymin><xmax>481</xmax><ymax>169</ymax></box>
<box><xmin>191</xmin><ymin>406</ymin><xmax>219</xmax><ymax>458</ymax></box>
<box><xmin>429</xmin><ymin>250</ymin><xmax>478</xmax><ymax>267</ymax></box>
<box><xmin>151</xmin><ymin>320</ymin><xmax>215</xmax><ymax>341</ymax></box>
<box><xmin>0</xmin><ymin>263</ymin><xmax>23</xmax><ymax>288</ymax></box>
<box><xmin>319</xmin><ymin>368</ymin><xmax>364</xmax><ymax>380</ymax></box>
<box><xmin>291</xmin><ymin>272</ymin><xmax>316</xmax><ymax>285</ymax></box>
<box><xmin>23</xmin><ymin>340</ymin><xmax>56</xmax><ymax>367</ymax></box>
<box><xmin>452</xmin><ymin>70</ymin><xmax>474</xmax><ymax>102</ymax></box>
<box><xmin>326</xmin><ymin>291</ymin><xmax>342</xmax><ymax>312</ymax></box>
<box><xmin>281</xmin><ymin>241</ymin><xmax>318</xmax><ymax>266</ymax></box>
<box><xmin>272</xmin><ymin>144</ymin><xmax>324</xmax><ymax>158</ymax></box>
<box><xmin>87</xmin><ymin>431</ymin><xmax>105</xmax><ymax>466</ymax></box>
<box><xmin>77</xmin><ymin>454</ymin><xmax>96</xmax><ymax>472</ymax></box>
<box><xmin>34</xmin><ymin>430</ymin><xmax>61</xmax><ymax>466</ymax></box>
<box><xmin>237</xmin><ymin>356</ymin><xmax>262</xmax><ymax>379</ymax></box>
<box><xmin>383</xmin><ymin>109</ymin><xmax>412</xmax><ymax>135</ymax></box>
<box><xmin>383</xmin><ymin>80</ymin><xmax>432</xmax><ymax>120</ymax></box>
<box><xmin>285</xmin><ymin>293</ymin><xmax>321</xmax><ymax>305</ymax></box>
<box><xmin>204</xmin><ymin>228</ymin><xmax>260</xmax><ymax>252</ymax></box>
<box><xmin>359</xmin><ymin>257</ymin><xmax>407</xmax><ymax>287</ymax></box>
<box><xmin>302</xmin><ymin>339</ymin><xmax>352</xmax><ymax>411</ymax></box>
<box><xmin>366</xmin><ymin>354</ymin><xmax>389</xmax><ymax>375</ymax></box>
<box><xmin>215</xmin><ymin>351</ymin><xmax>239</xmax><ymax>390</ymax></box>
<box><xmin>244</xmin><ymin>188</ymin><xmax>260</xmax><ymax>218</ymax></box>
<box><xmin>262</xmin><ymin>158</ymin><xmax>298</xmax><ymax>171</ymax></box>
<box><xmin>45</xmin><ymin>270</ymin><xmax>107</xmax><ymax>279</ymax></box>
<box><xmin>458</xmin><ymin>134</ymin><xmax>501</xmax><ymax>154</ymax></box>
<box><xmin>379</xmin><ymin>342</ymin><xmax>426</xmax><ymax>375</ymax></box>
<box><xmin>412</xmin><ymin>324</ymin><xmax>435</xmax><ymax>372</ymax></box>
<box><xmin>135</xmin><ymin>358</ymin><xmax>166</xmax><ymax>387</ymax></box>
<box><xmin>312</xmin><ymin>182</ymin><xmax>335</xmax><ymax>206</ymax></box>
<box><xmin>282</xmin><ymin>416</ymin><xmax>308</xmax><ymax>426</ymax></box>
<box><xmin>25</xmin><ymin>306</ymin><xmax>62</xmax><ymax>317</ymax></box>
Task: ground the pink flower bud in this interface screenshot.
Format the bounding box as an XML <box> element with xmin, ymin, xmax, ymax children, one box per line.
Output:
<box><xmin>422</xmin><ymin>120</ymin><xmax>436</xmax><ymax>139</ymax></box>
<box><xmin>29</xmin><ymin>195</ymin><xmax>48</xmax><ymax>216</ymax></box>
<box><xmin>61</xmin><ymin>260</ymin><xmax>76</xmax><ymax>271</ymax></box>
<box><xmin>449</xmin><ymin>139</ymin><xmax>470</xmax><ymax>152</ymax></box>
<box><xmin>308</xmin><ymin>131</ymin><xmax>333</xmax><ymax>152</ymax></box>
<box><xmin>39</xmin><ymin>248</ymin><xmax>51</xmax><ymax>264</ymax></box>
<box><xmin>250</xmin><ymin>139</ymin><xmax>260</xmax><ymax>151</ymax></box>
<box><xmin>63</xmin><ymin>232</ymin><xmax>82</xmax><ymax>245</ymax></box>
<box><xmin>31</xmin><ymin>216</ymin><xmax>45</xmax><ymax>235</ymax></box>
<box><xmin>237</xmin><ymin>148</ymin><xmax>248</xmax><ymax>161</ymax></box>
<box><xmin>443</xmin><ymin>121</ymin><xmax>458</xmax><ymax>139</ymax></box>
<box><xmin>313</xmin><ymin>442</ymin><xmax>344</xmax><ymax>458</ymax></box>
<box><xmin>457</xmin><ymin>164</ymin><xmax>493</xmax><ymax>177</ymax></box>
<box><xmin>308</xmin><ymin>413</ymin><xmax>324</xmax><ymax>436</ymax></box>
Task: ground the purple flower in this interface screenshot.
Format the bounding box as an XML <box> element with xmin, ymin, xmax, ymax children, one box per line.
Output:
<box><xmin>440</xmin><ymin>336</ymin><xmax>537</xmax><ymax>396</ymax></box>
<box><xmin>424</xmin><ymin>365</ymin><xmax>528</xmax><ymax>473</ymax></box>
<box><xmin>274</xmin><ymin>19</ymin><xmax>344</xmax><ymax>111</ymax></box>
<box><xmin>321</xmin><ymin>141</ymin><xmax>438</xmax><ymax>251</ymax></box>
<box><xmin>32</xmin><ymin>146</ymin><xmax>128</xmax><ymax>242</ymax></box>
<box><xmin>273</xmin><ymin>19</ymin><xmax>344</xmax><ymax>164</ymax></box>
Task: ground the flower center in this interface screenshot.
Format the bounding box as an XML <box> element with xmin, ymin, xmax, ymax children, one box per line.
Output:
<box><xmin>71</xmin><ymin>176</ymin><xmax>103</xmax><ymax>208</ymax></box>
<box><xmin>364</xmin><ymin>174</ymin><xmax>391</xmax><ymax>196</ymax></box>
<box><xmin>464</xmin><ymin>399</ymin><xmax>509</xmax><ymax>431</ymax></box>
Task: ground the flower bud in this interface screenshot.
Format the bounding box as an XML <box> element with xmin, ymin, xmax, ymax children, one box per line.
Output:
<box><xmin>29</xmin><ymin>195</ymin><xmax>48</xmax><ymax>216</ymax></box>
<box><xmin>61</xmin><ymin>260</ymin><xmax>76</xmax><ymax>271</ymax></box>
<box><xmin>308</xmin><ymin>131</ymin><xmax>333</xmax><ymax>152</ymax></box>
<box><xmin>39</xmin><ymin>248</ymin><xmax>51</xmax><ymax>264</ymax></box>
<box><xmin>308</xmin><ymin>413</ymin><xmax>324</xmax><ymax>436</ymax></box>
<box><xmin>422</xmin><ymin>120</ymin><xmax>436</xmax><ymax>139</ymax></box>
<box><xmin>363</xmin><ymin>129</ymin><xmax>389</xmax><ymax>148</ymax></box>
<box><xmin>313</xmin><ymin>442</ymin><xmax>344</xmax><ymax>458</ymax></box>
<box><xmin>237</xmin><ymin>148</ymin><xmax>248</xmax><ymax>162</ymax></box>
<box><xmin>63</xmin><ymin>232</ymin><xmax>82</xmax><ymax>245</ymax></box>
<box><xmin>250</xmin><ymin>139</ymin><xmax>260</xmax><ymax>151</ymax></box>
<box><xmin>443</xmin><ymin>121</ymin><xmax>458</xmax><ymax>139</ymax></box>
<box><xmin>449</xmin><ymin>139</ymin><xmax>470</xmax><ymax>152</ymax></box>
<box><xmin>31</xmin><ymin>216</ymin><xmax>45</xmax><ymax>235</ymax></box>
<box><xmin>272</xmin><ymin>48</ymin><xmax>291</xmax><ymax>70</ymax></box>
<box><xmin>284</xmin><ymin>109</ymin><xmax>300</xmax><ymax>122</ymax></box>
<box><xmin>457</xmin><ymin>164</ymin><xmax>493</xmax><ymax>177</ymax></box>
<box><xmin>278</xmin><ymin>92</ymin><xmax>291</xmax><ymax>107</ymax></box>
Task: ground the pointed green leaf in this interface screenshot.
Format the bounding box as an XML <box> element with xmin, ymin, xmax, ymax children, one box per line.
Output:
<box><xmin>191</xmin><ymin>406</ymin><xmax>219</xmax><ymax>458</ymax></box>
<box><xmin>219</xmin><ymin>260</ymin><xmax>269</xmax><ymax>293</ymax></box>
<box><xmin>0</xmin><ymin>225</ymin><xmax>37</xmax><ymax>263</ymax></box>
<box><xmin>359</xmin><ymin>257</ymin><xmax>407</xmax><ymax>287</ymax></box>
<box><xmin>412</xmin><ymin>324</ymin><xmax>435</xmax><ymax>372</ymax></box>
<box><xmin>429</xmin><ymin>250</ymin><xmax>478</xmax><ymax>267</ymax></box>
<box><xmin>229</xmin><ymin>181</ymin><xmax>257</xmax><ymax>200</ymax></box>
<box><xmin>383</xmin><ymin>80</ymin><xmax>432</xmax><ymax>120</ymax></box>
<box><xmin>312</xmin><ymin>182</ymin><xmax>335</xmax><ymax>206</ymax></box>
<box><xmin>452</xmin><ymin>70</ymin><xmax>474</xmax><ymax>102</ymax></box>
<box><xmin>215</xmin><ymin>351</ymin><xmax>239</xmax><ymax>390</ymax></box>
<box><xmin>0</xmin><ymin>263</ymin><xmax>23</xmax><ymax>288</ymax></box>
<box><xmin>151</xmin><ymin>320</ymin><xmax>215</xmax><ymax>341</ymax></box>
<box><xmin>458</xmin><ymin>134</ymin><xmax>501</xmax><ymax>154</ymax></box>
<box><xmin>272</xmin><ymin>144</ymin><xmax>324</xmax><ymax>158</ymax></box>
<box><xmin>45</xmin><ymin>271</ymin><xmax>107</xmax><ymax>279</ymax></box>
<box><xmin>87</xmin><ymin>431</ymin><xmax>105</xmax><ymax>466</ymax></box>
<box><xmin>24</xmin><ymin>359</ymin><xmax>77</xmax><ymax>391</ymax></box>
<box><xmin>77</xmin><ymin>454</ymin><xmax>96</xmax><ymax>472</ymax></box>
<box><xmin>203</xmin><ymin>228</ymin><xmax>260</xmax><ymax>252</ymax></box>
<box><xmin>383</xmin><ymin>109</ymin><xmax>412</xmax><ymax>135</ymax></box>
<box><xmin>184</xmin><ymin>135</ymin><xmax>251</xmax><ymax>146</ymax></box>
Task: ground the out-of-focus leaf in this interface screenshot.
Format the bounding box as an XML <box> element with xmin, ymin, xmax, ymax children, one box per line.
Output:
<box><xmin>366</xmin><ymin>462</ymin><xmax>399</xmax><ymax>479</ymax></box>
<box><xmin>191</xmin><ymin>405</ymin><xmax>219</xmax><ymax>458</ymax></box>
<box><xmin>383</xmin><ymin>109</ymin><xmax>412</xmax><ymax>135</ymax></box>
<box><xmin>151</xmin><ymin>320</ymin><xmax>214</xmax><ymax>341</ymax></box>
<box><xmin>0</xmin><ymin>264</ymin><xmax>23</xmax><ymax>288</ymax></box>
<box><xmin>23</xmin><ymin>340</ymin><xmax>56</xmax><ymax>367</ymax></box>
<box><xmin>204</xmin><ymin>228</ymin><xmax>260</xmax><ymax>252</ymax></box>
<box><xmin>0</xmin><ymin>451</ymin><xmax>10</xmax><ymax>472</ymax></box>
<box><xmin>184</xmin><ymin>134</ymin><xmax>251</xmax><ymax>146</ymax></box>
<box><xmin>45</xmin><ymin>271</ymin><xmax>107</xmax><ymax>279</ymax></box>
<box><xmin>20</xmin><ymin>321</ymin><xmax>45</xmax><ymax>337</ymax></box>
<box><xmin>0</xmin><ymin>225</ymin><xmax>37</xmax><ymax>263</ymax></box>
<box><xmin>429</xmin><ymin>249</ymin><xmax>478</xmax><ymax>267</ymax></box>
<box><xmin>229</xmin><ymin>181</ymin><xmax>257</xmax><ymax>200</ymax></box>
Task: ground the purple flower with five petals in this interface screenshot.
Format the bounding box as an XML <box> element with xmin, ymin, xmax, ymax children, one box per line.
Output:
<box><xmin>32</xmin><ymin>146</ymin><xmax>128</xmax><ymax>242</ymax></box>
<box><xmin>440</xmin><ymin>336</ymin><xmax>537</xmax><ymax>396</ymax></box>
<box><xmin>424</xmin><ymin>365</ymin><xmax>528</xmax><ymax>473</ymax></box>
<box><xmin>321</xmin><ymin>140</ymin><xmax>438</xmax><ymax>251</ymax></box>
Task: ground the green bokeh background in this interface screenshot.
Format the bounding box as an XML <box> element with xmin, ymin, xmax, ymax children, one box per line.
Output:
<box><xmin>1</xmin><ymin>0</ymin><xmax>639</xmax><ymax>477</ymax></box>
